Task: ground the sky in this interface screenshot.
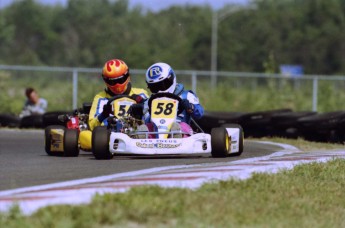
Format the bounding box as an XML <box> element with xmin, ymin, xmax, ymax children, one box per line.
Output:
<box><xmin>0</xmin><ymin>0</ymin><xmax>249</xmax><ymax>11</ymax></box>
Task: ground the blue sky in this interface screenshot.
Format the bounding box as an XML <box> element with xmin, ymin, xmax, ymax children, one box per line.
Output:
<box><xmin>0</xmin><ymin>0</ymin><xmax>249</xmax><ymax>11</ymax></box>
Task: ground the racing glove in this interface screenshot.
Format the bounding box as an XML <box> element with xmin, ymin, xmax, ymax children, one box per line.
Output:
<box><xmin>97</xmin><ymin>103</ymin><xmax>112</xmax><ymax>122</ymax></box>
<box><xmin>180</xmin><ymin>99</ymin><xmax>194</xmax><ymax>114</ymax></box>
<box><xmin>131</xmin><ymin>94</ymin><xmax>145</xmax><ymax>104</ymax></box>
<box><xmin>128</xmin><ymin>103</ymin><xmax>144</xmax><ymax>119</ymax></box>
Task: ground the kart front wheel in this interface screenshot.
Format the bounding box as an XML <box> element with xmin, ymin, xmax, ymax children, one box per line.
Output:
<box><xmin>222</xmin><ymin>124</ymin><xmax>244</xmax><ymax>156</ymax></box>
<box><xmin>92</xmin><ymin>126</ymin><xmax>112</xmax><ymax>160</ymax></box>
<box><xmin>64</xmin><ymin>129</ymin><xmax>79</xmax><ymax>157</ymax></box>
<box><xmin>211</xmin><ymin>127</ymin><xmax>230</xmax><ymax>157</ymax></box>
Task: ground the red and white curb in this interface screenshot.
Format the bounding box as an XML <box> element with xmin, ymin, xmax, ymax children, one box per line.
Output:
<box><xmin>0</xmin><ymin>141</ymin><xmax>344</xmax><ymax>215</ymax></box>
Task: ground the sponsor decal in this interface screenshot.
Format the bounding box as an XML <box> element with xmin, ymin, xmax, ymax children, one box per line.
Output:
<box><xmin>158</xmin><ymin>125</ymin><xmax>168</xmax><ymax>130</ymax></box>
<box><xmin>148</xmin><ymin>65</ymin><xmax>162</xmax><ymax>79</ymax></box>
<box><xmin>139</xmin><ymin>139</ymin><xmax>178</xmax><ymax>143</ymax></box>
<box><xmin>160</xmin><ymin>119</ymin><xmax>166</xmax><ymax>124</ymax></box>
<box><xmin>136</xmin><ymin>142</ymin><xmax>181</xmax><ymax>149</ymax></box>
<box><xmin>50</xmin><ymin>129</ymin><xmax>64</xmax><ymax>152</ymax></box>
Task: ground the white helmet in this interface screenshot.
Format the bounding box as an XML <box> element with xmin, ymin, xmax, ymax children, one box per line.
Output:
<box><xmin>145</xmin><ymin>62</ymin><xmax>177</xmax><ymax>93</ymax></box>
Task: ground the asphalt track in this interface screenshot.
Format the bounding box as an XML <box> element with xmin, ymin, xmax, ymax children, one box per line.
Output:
<box><xmin>0</xmin><ymin>129</ymin><xmax>283</xmax><ymax>191</ymax></box>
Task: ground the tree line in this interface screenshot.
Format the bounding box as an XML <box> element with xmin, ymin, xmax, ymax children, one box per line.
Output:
<box><xmin>0</xmin><ymin>0</ymin><xmax>344</xmax><ymax>75</ymax></box>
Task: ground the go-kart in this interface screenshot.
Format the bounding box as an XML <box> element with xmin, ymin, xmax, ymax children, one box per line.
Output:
<box><xmin>44</xmin><ymin>95</ymin><xmax>137</xmax><ymax>157</ymax></box>
<box><xmin>44</xmin><ymin>103</ymin><xmax>90</xmax><ymax>157</ymax></box>
<box><xmin>92</xmin><ymin>93</ymin><xmax>244</xmax><ymax>160</ymax></box>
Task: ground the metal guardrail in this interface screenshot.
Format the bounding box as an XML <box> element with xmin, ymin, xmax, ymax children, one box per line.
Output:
<box><xmin>1</xmin><ymin>65</ymin><xmax>345</xmax><ymax>111</ymax></box>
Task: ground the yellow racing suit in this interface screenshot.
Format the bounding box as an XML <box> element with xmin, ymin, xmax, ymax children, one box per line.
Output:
<box><xmin>79</xmin><ymin>85</ymin><xmax>149</xmax><ymax>150</ymax></box>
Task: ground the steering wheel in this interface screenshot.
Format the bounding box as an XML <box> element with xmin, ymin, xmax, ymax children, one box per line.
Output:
<box><xmin>106</xmin><ymin>94</ymin><xmax>135</xmax><ymax>106</ymax></box>
<box><xmin>147</xmin><ymin>92</ymin><xmax>184</xmax><ymax>115</ymax></box>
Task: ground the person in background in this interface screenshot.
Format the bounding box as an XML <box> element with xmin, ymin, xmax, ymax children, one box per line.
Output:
<box><xmin>19</xmin><ymin>87</ymin><xmax>48</xmax><ymax>118</ymax></box>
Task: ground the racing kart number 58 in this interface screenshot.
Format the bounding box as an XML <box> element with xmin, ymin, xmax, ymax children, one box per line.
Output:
<box><xmin>92</xmin><ymin>93</ymin><xmax>244</xmax><ymax>160</ymax></box>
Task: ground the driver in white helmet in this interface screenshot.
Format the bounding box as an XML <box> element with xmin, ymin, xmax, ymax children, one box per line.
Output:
<box><xmin>133</xmin><ymin>62</ymin><xmax>204</xmax><ymax>137</ymax></box>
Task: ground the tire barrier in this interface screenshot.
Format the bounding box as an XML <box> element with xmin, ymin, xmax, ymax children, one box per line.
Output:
<box><xmin>3</xmin><ymin>108</ymin><xmax>345</xmax><ymax>144</ymax></box>
<box><xmin>19</xmin><ymin>115</ymin><xmax>44</xmax><ymax>128</ymax></box>
<box><xmin>195</xmin><ymin>109</ymin><xmax>345</xmax><ymax>144</ymax></box>
<box><xmin>0</xmin><ymin>113</ymin><xmax>20</xmax><ymax>128</ymax></box>
<box><xmin>42</xmin><ymin>111</ymin><xmax>73</xmax><ymax>128</ymax></box>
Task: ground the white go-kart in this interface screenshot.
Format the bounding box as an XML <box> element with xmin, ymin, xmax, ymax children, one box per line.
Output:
<box><xmin>92</xmin><ymin>93</ymin><xmax>244</xmax><ymax>159</ymax></box>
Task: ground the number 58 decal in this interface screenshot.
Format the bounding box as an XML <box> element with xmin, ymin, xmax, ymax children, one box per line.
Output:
<box><xmin>151</xmin><ymin>99</ymin><xmax>177</xmax><ymax>119</ymax></box>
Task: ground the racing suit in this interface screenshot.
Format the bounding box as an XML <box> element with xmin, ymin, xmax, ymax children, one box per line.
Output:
<box><xmin>89</xmin><ymin>84</ymin><xmax>148</xmax><ymax>130</ymax></box>
<box><xmin>79</xmin><ymin>83</ymin><xmax>148</xmax><ymax>150</ymax></box>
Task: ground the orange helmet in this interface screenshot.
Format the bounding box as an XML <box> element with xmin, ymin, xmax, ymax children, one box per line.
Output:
<box><xmin>102</xmin><ymin>59</ymin><xmax>130</xmax><ymax>94</ymax></box>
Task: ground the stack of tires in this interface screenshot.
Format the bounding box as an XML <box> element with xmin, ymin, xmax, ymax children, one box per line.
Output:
<box><xmin>269</xmin><ymin>111</ymin><xmax>317</xmax><ymax>139</ymax></box>
<box><xmin>239</xmin><ymin>109</ymin><xmax>292</xmax><ymax>138</ymax></box>
<box><xmin>297</xmin><ymin>111</ymin><xmax>345</xmax><ymax>143</ymax></box>
<box><xmin>195</xmin><ymin>111</ymin><xmax>244</xmax><ymax>134</ymax></box>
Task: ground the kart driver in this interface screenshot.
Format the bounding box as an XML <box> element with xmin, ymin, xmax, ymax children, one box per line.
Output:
<box><xmin>89</xmin><ymin>59</ymin><xmax>149</xmax><ymax>130</ymax></box>
<box><xmin>130</xmin><ymin>62</ymin><xmax>204</xmax><ymax>137</ymax></box>
<box><xmin>79</xmin><ymin>59</ymin><xmax>149</xmax><ymax>150</ymax></box>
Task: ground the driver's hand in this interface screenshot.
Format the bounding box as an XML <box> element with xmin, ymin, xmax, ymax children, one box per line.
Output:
<box><xmin>102</xmin><ymin>103</ymin><xmax>112</xmax><ymax>117</ymax></box>
<box><xmin>180</xmin><ymin>99</ymin><xmax>194</xmax><ymax>114</ymax></box>
<box><xmin>131</xmin><ymin>94</ymin><xmax>145</xmax><ymax>103</ymax></box>
<box><xmin>97</xmin><ymin>103</ymin><xmax>112</xmax><ymax>122</ymax></box>
<box><xmin>128</xmin><ymin>103</ymin><xmax>144</xmax><ymax>119</ymax></box>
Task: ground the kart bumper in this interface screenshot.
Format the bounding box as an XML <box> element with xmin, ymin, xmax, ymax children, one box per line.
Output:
<box><xmin>109</xmin><ymin>133</ymin><xmax>211</xmax><ymax>155</ymax></box>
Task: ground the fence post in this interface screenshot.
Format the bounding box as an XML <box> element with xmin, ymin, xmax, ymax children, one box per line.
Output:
<box><xmin>72</xmin><ymin>69</ymin><xmax>78</xmax><ymax>110</ymax></box>
<box><xmin>192</xmin><ymin>71</ymin><xmax>197</xmax><ymax>92</ymax></box>
<box><xmin>312</xmin><ymin>76</ymin><xmax>318</xmax><ymax>112</ymax></box>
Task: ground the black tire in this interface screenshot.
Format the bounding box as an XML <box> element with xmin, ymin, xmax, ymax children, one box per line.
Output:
<box><xmin>63</xmin><ymin>129</ymin><xmax>79</xmax><ymax>157</ymax></box>
<box><xmin>211</xmin><ymin>127</ymin><xmax>230</xmax><ymax>158</ymax></box>
<box><xmin>45</xmin><ymin>125</ymin><xmax>66</xmax><ymax>156</ymax></box>
<box><xmin>42</xmin><ymin>111</ymin><xmax>72</xmax><ymax>128</ymax></box>
<box><xmin>0</xmin><ymin>113</ymin><xmax>20</xmax><ymax>128</ymax></box>
<box><xmin>195</xmin><ymin>111</ymin><xmax>244</xmax><ymax>134</ymax></box>
<box><xmin>82</xmin><ymin>102</ymin><xmax>92</xmax><ymax>114</ymax></box>
<box><xmin>240</xmin><ymin>109</ymin><xmax>292</xmax><ymax>138</ymax></box>
<box><xmin>92</xmin><ymin>126</ymin><xmax>112</xmax><ymax>160</ymax></box>
<box><xmin>20</xmin><ymin>115</ymin><xmax>43</xmax><ymax>128</ymax></box>
<box><xmin>297</xmin><ymin>111</ymin><xmax>345</xmax><ymax>142</ymax></box>
<box><xmin>222</xmin><ymin>124</ymin><xmax>244</xmax><ymax>156</ymax></box>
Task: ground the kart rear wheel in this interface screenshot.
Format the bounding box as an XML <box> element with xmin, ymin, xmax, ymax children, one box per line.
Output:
<box><xmin>63</xmin><ymin>129</ymin><xmax>79</xmax><ymax>157</ymax></box>
<box><xmin>45</xmin><ymin>125</ymin><xmax>65</xmax><ymax>156</ymax></box>
<box><xmin>222</xmin><ymin>124</ymin><xmax>244</xmax><ymax>156</ymax></box>
<box><xmin>92</xmin><ymin>126</ymin><xmax>112</xmax><ymax>160</ymax></box>
<box><xmin>211</xmin><ymin>127</ymin><xmax>230</xmax><ymax>157</ymax></box>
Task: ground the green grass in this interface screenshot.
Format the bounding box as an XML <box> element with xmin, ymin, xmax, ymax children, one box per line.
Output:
<box><xmin>1</xmin><ymin>138</ymin><xmax>345</xmax><ymax>227</ymax></box>
<box><xmin>252</xmin><ymin>137</ymin><xmax>345</xmax><ymax>151</ymax></box>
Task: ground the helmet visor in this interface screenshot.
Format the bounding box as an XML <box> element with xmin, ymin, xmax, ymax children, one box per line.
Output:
<box><xmin>148</xmin><ymin>73</ymin><xmax>175</xmax><ymax>93</ymax></box>
<box><xmin>103</xmin><ymin>71</ymin><xmax>129</xmax><ymax>85</ymax></box>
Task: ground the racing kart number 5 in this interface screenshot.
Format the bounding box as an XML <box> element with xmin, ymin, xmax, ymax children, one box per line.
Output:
<box><xmin>151</xmin><ymin>98</ymin><xmax>178</xmax><ymax>119</ymax></box>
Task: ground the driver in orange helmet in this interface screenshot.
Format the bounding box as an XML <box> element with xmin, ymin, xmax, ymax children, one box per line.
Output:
<box><xmin>89</xmin><ymin>59</ymin><xmax>149</xmax><ymax>130</ymax></box>
<box><xmin>79</xmin><ymin>59</ymin><xmax>148</xmax><ymax>151</ymax></box>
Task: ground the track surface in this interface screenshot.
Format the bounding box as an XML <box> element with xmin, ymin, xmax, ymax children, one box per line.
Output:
<box><xmin>0</xmin><ymin>129</ymin><xmax>282</xmax><ymax>191</ymax></box>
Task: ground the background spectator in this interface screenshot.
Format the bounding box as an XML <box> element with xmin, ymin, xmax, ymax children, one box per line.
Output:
<box><xmin>19</xmin><ymin>87</ymin><xmax>48</xmax><ymax>118</ymax></box>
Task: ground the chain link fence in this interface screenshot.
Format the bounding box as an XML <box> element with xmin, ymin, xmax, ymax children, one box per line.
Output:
<box><xmin>1</xmin><ymin>65</ymin><xmax>345</xmax><ymax>114</ymax></box>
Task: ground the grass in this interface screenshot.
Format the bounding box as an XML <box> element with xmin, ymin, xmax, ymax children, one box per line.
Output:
<box><xmin>252</xmin><ymin>137</ymin><xmax>345</xmax><ymax>151</ymax></box>
<box><xmin>1</xmin><ymin>138</ymin><xmax>345</xmax><ymax>227</ymax></box>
